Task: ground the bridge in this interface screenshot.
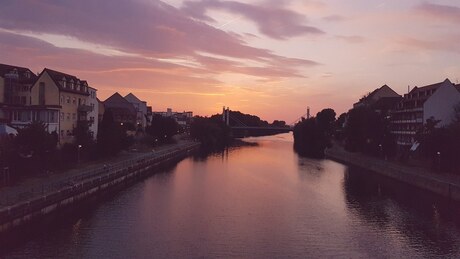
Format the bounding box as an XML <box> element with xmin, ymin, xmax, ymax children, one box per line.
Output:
<box><xmin>221</xmin><ymin>107</ymin><xmax>311</xmax><ymax>137</ymax></box>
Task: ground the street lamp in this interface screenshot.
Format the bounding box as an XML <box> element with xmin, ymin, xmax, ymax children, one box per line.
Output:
<box><xmin>77</xmin><ymin>145</ymin><xmax>82</xmax><ymax>164</ymax></box>
<box><xmin>437</xmin><ymin>151</ymin><xmax>441</xmax><ymax>171</ymax></box>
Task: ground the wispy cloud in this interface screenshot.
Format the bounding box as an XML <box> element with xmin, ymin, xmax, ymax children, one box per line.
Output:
<box><xmin>182</xmin><ymin>0</ymin><xmax>324</xmax><ymax>40</ymax></box>
<box><xmin>414</xmin><ymin>3</ymin><xmax>460</xmax><ymax>23</ymax></box>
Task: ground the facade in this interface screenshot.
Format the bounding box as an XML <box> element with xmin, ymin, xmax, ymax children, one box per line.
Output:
<box><xmin>29</xmin><ymin>68</ymin><xmax>95</xmax><ymax>143</ymax></box>
<box><xmin>97</xmin><ymin>98</ymin><xmax>105</xmax><ymax>124</ymax></box>
<box><xmin>0</xmin><ymin>64</ymin><xmax>38</xmax><ymax>124</ymax></box>
<box><xmin>87</xmin><ymin>87</ymin><xmax>99</xmax><ymax>139</ymax></box>
<box><xmin>390</xmin><ymin>79</ymin><xmax>460</xmax><ymax>146</ymax></box>
<box><xmin>124</xmin><ymin>93</ymin><xmax>147</xmax><ymax>129</ymax></box>
<box><xmin>103</xmin><ymin>92</ymin><xmax>136</xmax><ymax>127</ymax></box>
<box><xmin>146</xmin><ymin>106</ymin><xmax>153</xmax><ymax>127</ymax></box>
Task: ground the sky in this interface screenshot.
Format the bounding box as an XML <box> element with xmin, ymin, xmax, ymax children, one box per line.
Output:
<box><xmin>1</xmin><ymin>0</ymin><xmax>460</xmax><ymax>123</ymax></box>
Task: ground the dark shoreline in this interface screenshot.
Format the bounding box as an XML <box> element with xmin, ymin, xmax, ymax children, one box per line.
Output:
<box><xmin>325</xmin><ymin>145</ymin><xmax>460</xmax><ymax>202</ymax></box>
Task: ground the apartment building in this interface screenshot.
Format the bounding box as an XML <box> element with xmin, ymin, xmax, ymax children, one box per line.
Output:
<box><xmin>0</xmin><ymin>63</ymin><xmax>37</xmax><ymax>123</ymax></box>
<box><xmin>29</xmin><ymin>68</ymin><xmax>95</xmax><ymax>143</ymax></box>
<box><xmin>391</xmin><ymin>79</ymin><xmax>460</xmax><ymax>146</ymax></box>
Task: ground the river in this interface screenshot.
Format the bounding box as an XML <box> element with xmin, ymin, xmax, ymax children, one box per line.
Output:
<box><xmin>4</xmin><ymin>133</ymin><xmax>460</xmax><ymax>258</ymax></box>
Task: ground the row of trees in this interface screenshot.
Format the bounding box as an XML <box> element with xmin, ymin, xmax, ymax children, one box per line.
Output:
<box><xmin>190</xmin><ymin>116</ymin><xmax>231</xmax><ymax>150</ymax></box>
<box><xmin>416</xmin><ymin>118</ymin><xmax>460</xmax><ymax>172</ymax></box>
<box><xmin>293</xmin><ymin>108</ymin><xmax>336</xmax><ymax>158</ymax></box>
<box><xmin>340</xmin><ymin>106</ymin><xmax>396</xmax><ymax>158</ymax></box>
<box><xmin>0</xmin><ymin>111</ymin><xmax>180</xmax><ymax>182</ymax></box>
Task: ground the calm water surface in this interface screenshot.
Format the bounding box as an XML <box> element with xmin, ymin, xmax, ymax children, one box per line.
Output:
<box><xmin>5</xmin><ymin>133</ymin><xmax>460</xmax><ymax>258</ymax></box>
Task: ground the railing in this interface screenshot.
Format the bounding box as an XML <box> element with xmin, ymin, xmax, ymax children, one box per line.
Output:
<box><xmin>0</xmin><ymin>142</ymin><xmax>199</xmax><ymax>207</ymax></box>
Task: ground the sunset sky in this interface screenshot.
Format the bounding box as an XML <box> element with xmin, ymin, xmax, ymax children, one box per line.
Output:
<box><xmin>1</xmin><ymin>0</ymin><xmax>460</xmax><ymax>123</ymax></box>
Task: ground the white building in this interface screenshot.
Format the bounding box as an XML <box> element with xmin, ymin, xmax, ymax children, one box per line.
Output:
<box><xmin>423</xmin><ymin>80</ymin><xmax>460</xmax><ymax>127</ymax></box>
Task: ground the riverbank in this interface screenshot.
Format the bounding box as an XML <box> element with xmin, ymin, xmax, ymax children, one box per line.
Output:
<box><xmin>325</xmin><ymin>144</ymin><xmax>460</xmax><ymax>201</ymax></box>
<box><xmin>0</xmin><ymin>139</ymin><xmax>200</xmax><ymax>235</ymax></box>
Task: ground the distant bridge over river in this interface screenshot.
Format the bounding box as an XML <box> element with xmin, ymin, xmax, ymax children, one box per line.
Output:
<box><xmin>220</xmin><ymin>107</ymin><xmax>312</xmax><ymax>137</ymax></box>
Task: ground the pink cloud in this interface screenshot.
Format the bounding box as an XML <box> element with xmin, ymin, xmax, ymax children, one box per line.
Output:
<box><xmin>414</xmin><ymin>3</ymin><xmax>460</xmax><ymax>23</ymax></box>
<box><xmin>0</xmin><ymin>0</ymin><xmax>319</xmax><ymax>80</ymax></box>
<box><xmin>182</xmin><ymin>0</ymin><xmax>324</xmax><ymax>40</ymax></box>
<box><xmin>397</xmin><ymin>36</ymin><xmax>460</xmax><ymax>54</ymax></box>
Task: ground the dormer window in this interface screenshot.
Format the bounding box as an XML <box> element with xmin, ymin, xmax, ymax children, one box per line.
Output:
<box><xmin>25</xmin><ymin>70</ymin><xmax>30</xmax><ymax>79</ymax></box>
<box><xmin>62</xmin><ymin>77</ymin><xmax>67</xmax><ymax>88</ymax></box>
<box><xmin>70</xmin><ymin>79</ymin><xmax>74</xmax><ymax>90</ymax></box>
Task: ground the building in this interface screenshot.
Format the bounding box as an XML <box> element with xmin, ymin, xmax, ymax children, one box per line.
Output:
<box><xmin>0</xmin><ymin>63</ymin><xmax>38</xmax><ymax>124</ymax></box>
<box><xmin>97</xmin><ymin>98</ymin><xmax>105</xmax><ymax>124</ymax></box>
<box><xmin>146</xmin><ymin>106</ymin><xmax>153</xmax><ymax>127</ymax></box>
<box><xmin>390</xmin><ymin>79</ymin><xmax>460</xmax><ymax>147</ymax></box>
<box><xmin>153</xmin><ymin>108</ymin><xmax>193</xmax><ymax>128</ymax></box>
<box><xmin>29</xmin><ymin>68</ymin><xmax>95</xmax><ymax>143</ymax></box>
<box><xmin>87</xmin><ymin>87</ymin><xmax>99</xmax><ymax>139</ymax></box>
<box><xmin>103</xmin><ymin>92</ymin><xmax>136</xmax><ymax>127</ymax></box>
<box><xmin>353</xmin><ymin>84</ymin><xmax>401</xmax><ymax>109</ymax></box>
<box><xmin>124</xmin><ymin>93</ymin><xmax>147</xmax><ymax>129</ymax></box>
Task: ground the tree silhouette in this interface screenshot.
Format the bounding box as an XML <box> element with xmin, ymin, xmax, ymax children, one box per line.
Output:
<box><xmin>293</xmin><ymin>108</ymin><xmax>336</xmax><ymax>158</ymax></box>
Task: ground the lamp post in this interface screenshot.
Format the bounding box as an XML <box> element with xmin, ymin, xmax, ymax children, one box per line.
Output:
<box><xmin>77</xmin><ymin>145</ymin><xmax>82</xmax><ymax>164</ymax></box>
<box><xmin>437</xmin><ymin>151</ymin><xmax>441</xmax><ymax>172</ymax></box>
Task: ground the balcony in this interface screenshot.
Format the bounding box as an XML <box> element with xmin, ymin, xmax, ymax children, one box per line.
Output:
<box><xmin>78</xmin><ymin>104</ymin><xmax>93</xmax><ymax>112</ymax></box>
<box><xmin>390</xmin><ymin>130</ymin><xmax>417</xmax><ymax>135</ymax></box>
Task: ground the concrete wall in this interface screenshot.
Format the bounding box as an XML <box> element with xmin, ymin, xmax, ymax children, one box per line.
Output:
<box><xmin>325</xmin><ymin>148</ymin><xmax>460</xmax><ymax>202</ymax></box>
<box><xmin>424</xmin><ymin>80</ymin><xmax>460</xmax><ymax>127</ymax></box>
<box><xmin>0</xmin><ymin>142</ymin><xmax>200</xmax><ymax>235</ymax></box>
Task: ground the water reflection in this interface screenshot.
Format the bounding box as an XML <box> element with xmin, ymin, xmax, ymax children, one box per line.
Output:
<box><xmin>343</xmin><ymin>166</ymin><xmax>460</xmax><ymax>257</ymax></box>
<box><xmin>4</xmin><ymin>133</ymin><xmax>460</xmax><ymax>258</ymax></box>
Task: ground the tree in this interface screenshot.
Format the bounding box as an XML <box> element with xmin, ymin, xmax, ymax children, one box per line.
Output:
<box><xmin>14</xmin><ymin>121</ymin><xmax>58</xmax><ymax>174</ymax></box>
<box><xmin>145</xmin><ymin>115</ymin><xmax>179</xmax><ymax>143</ymax></box>
<box><xmin>343</xmin><ymin>106</ymin><xmax>392</xmax><ymax>155</ymax></box>
<box><xmin>97</xmin><ymin>110</ymin><xmax>127</xmax><ymax>157</ymax></box>
<box><xmin>293</xmin><ymin>108</ymin><xmax>336</xmax><ymax>158</ymax></box>
<box><xmin>272</xmin><ymin>120</ymin><xmax>287</xmax><ymax>127</ymax></box>
<box><xmin>190</xmin><ymin>116</ymin><xmax>231</xmax><ymax>149</ymax></box>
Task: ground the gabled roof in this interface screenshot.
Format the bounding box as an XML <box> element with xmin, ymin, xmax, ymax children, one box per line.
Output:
<box><xmin>409</xmin><ymin>78</ymin><xmax>452</xmax><ymax>95</ymax></box>
<box><xmin>124</xmin><ymin>93</ymin><xmax>142</xmax><ymax>103</ymax></box>
<box><xmin>0</xmin><ymin>63</ymin><xmax>37</xmax><ymax>84</ymax></box>
<box><xmin>41</xmin><ymin>68</ymin><xmax>90</xmax><ymax>95</ymax></box>
<box><xmin>103</xmin><ymin>92</ymin><xmax>136</xmax><ymax>113</ymax></box>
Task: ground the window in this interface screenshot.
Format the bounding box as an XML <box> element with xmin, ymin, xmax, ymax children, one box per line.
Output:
<box><xmin>39</xmin><ymin>82</ymin><xmax>45</xmax><ymax>105</ymax></box>
<box><xmin>66</xmin><ymin>96</ymin><xmax>70</xmax><ymax>104</ymax></box>
<box><xmin>21</xmin><ymin>96</ymin><xmax>26</xmax><ymax>105</ymax></box>
<box><xmin>60</xmin><ymin>112</ymin><xmax>64</xmax><ymax>120</ymax></box>
<box><xmin>72</xmin><ymin>113</ymin><xmax>76</xmax><ymax>120</ymax></box>
<box><xmin>60</xmin><ymin>130</ymin><xmax>64</xmax><ymax>137</ymax></box>
<box><xmin>72</xmin><ymin>97</ymin><xmax>76</xmax><ymax>105</ymax></box>
<box><xmin>49</xmin><ymin>111</ymin><xmax>57</xmax><ymax>123</ymax></box>
<box><xmin>67</xmin><ymin>113</ymin><xmax>70</xmax><ymax>121</ymax></box>
<box><xmin>60</xmin><ymin>96</ymin><xmax>64</xmax><ymax>104</ymax></box>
